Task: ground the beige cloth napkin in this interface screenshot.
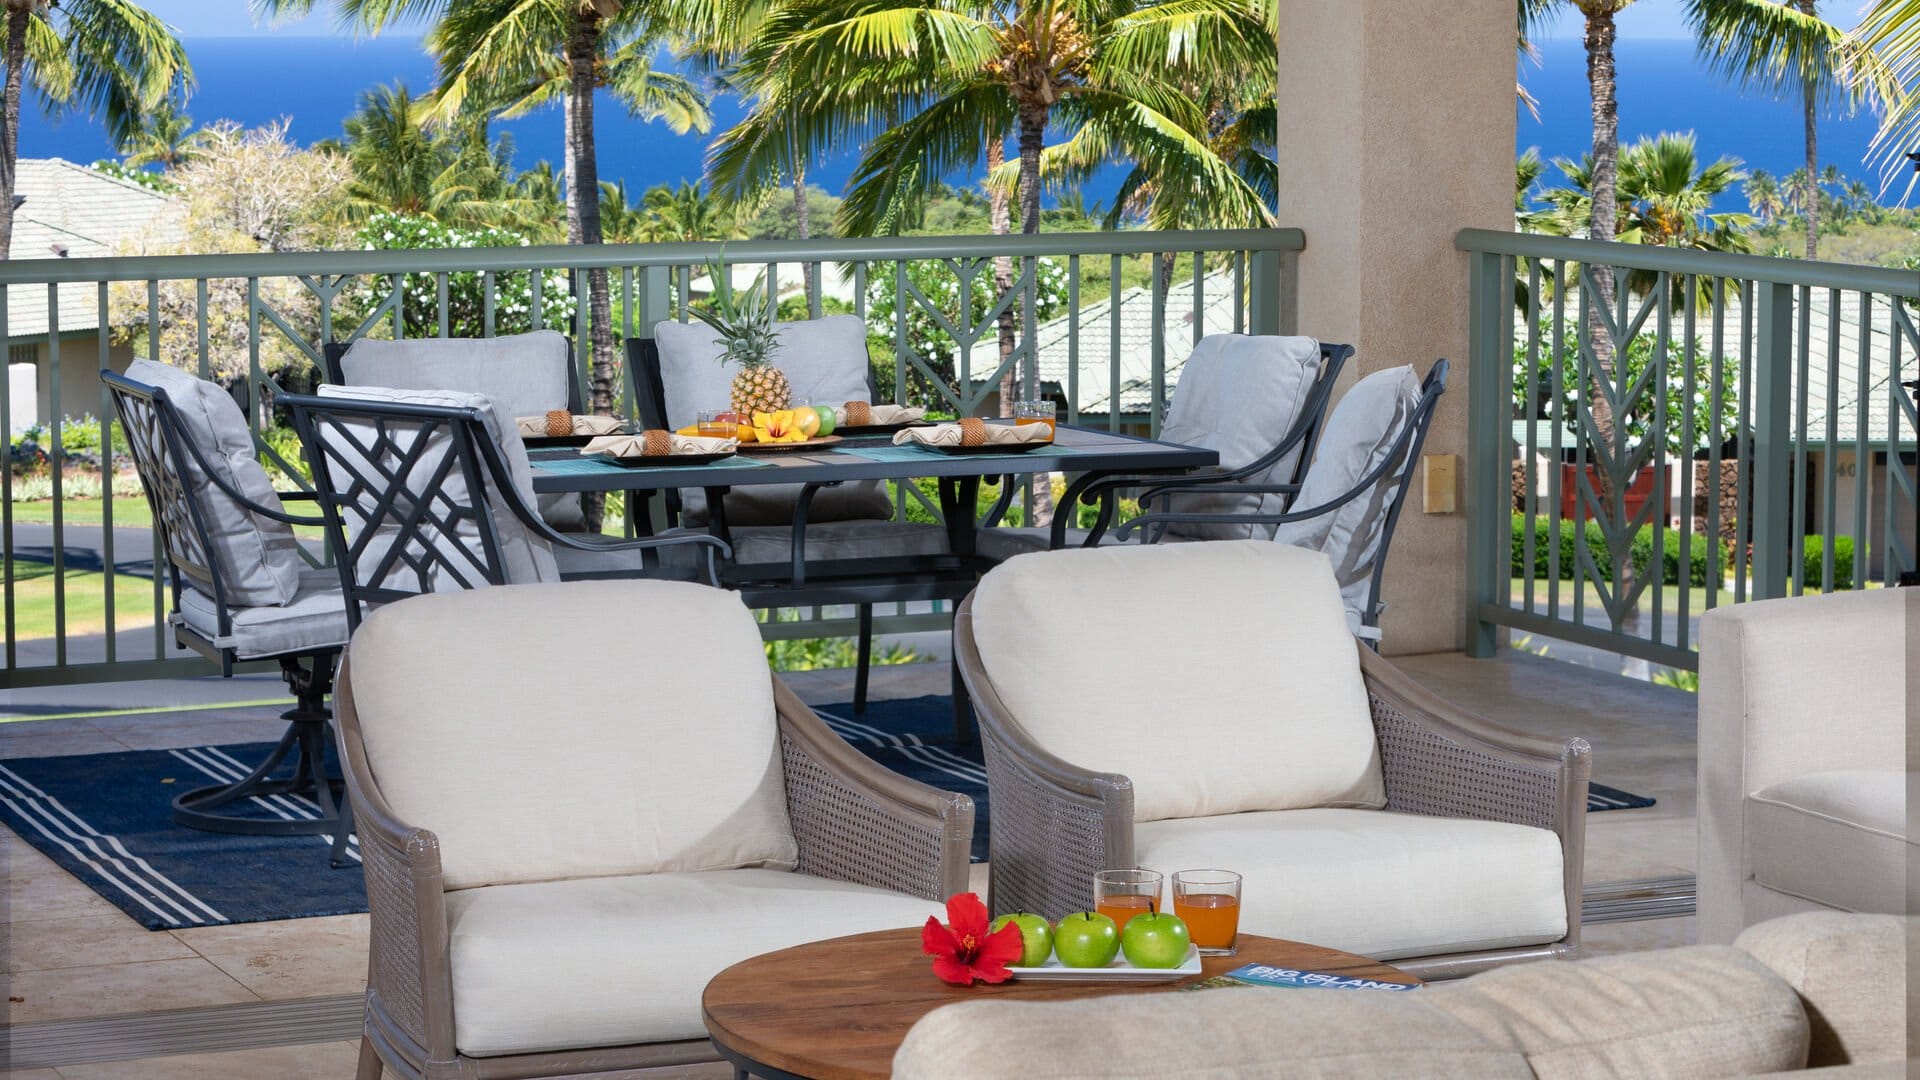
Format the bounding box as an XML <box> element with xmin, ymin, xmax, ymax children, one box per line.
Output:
<box><xmin>893</xmin><ymin>421</ymin><xmax>1053</xmax><ymax>447</ymax></box>
<box><xmin>517</xmin><ymin>414</ymin><xmax>626</xmax><ymax>438</ymax></box>
<box><xmin>859</xmin><ymin>403</ymin><xmax>928</xmax><ymax>426</ymax></box>
<box><xmin>583</xmin><ymin>432</ymin><xmax>737</xmax><ymax>458</ymax></box>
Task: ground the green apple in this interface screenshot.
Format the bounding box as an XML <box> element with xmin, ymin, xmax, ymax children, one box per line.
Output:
<box><xmin>1119</xmin><ymin>911</ymin><xmax>1191</xmax><ymax>969</ymax></box>
<box><xmin>1052</xmin><ymin>911</ymin><xmax>1120</xmax><ymax>968</ymax></box>
<box><xmin>990</xmin><ymin>912</ymin><xmax>1053</xmax><ymax>967</ymax></box>
<box><xmin>812</xmin><ymin>405</ymin><xmax>837</xmax><ymax>435</ymax></box>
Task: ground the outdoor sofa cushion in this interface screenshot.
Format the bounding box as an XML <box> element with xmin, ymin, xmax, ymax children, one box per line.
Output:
<box><xmin>1734</xmin><ymin>912</ymin><xmax>1910</xmax><ymax>1068</ymax></box>
<box><xmin>967</xmin><ymin>541</ymin><xmax>1384</xmax><ymax>821</ymax></box>
<box><xmin>124</xmin><ymin>359</ymin><xmax>305</xmax><ymax>606</ymax></box>
<box><xmin>1156</xmin><ymin>333</ymin><xmax>1324</xmax><ymax>541</ymax></box>
<box><xmin>336</xmin><ymin>331</ymin><xmax>585</xmax><ymax>531</ymax></box>
<box><xmin>1133</xmin><ymin>807</ymin><xmax>1566</xmax><ymax>960</ymax></box>
<box><xmin>446</xmin><ymin>867</ymin><xmax>941</xmax><ymax>1055</ymax></box>
<box><xmin>1271</xmin><ymin>364</ymin><xmax>1423</xmax><ymax>631</ymax></box>
<box><xmin>894</xmin><ymin>934</ymin><xmax>1813</xmax><ymax>1080</ymax></box>
<box><xmin>174</xmin><ymin>569</ymin><xmax>349</xmax><ymax>660</ymax></box>
<box><xmin>1746</xmin><ymin>770</ymin><xmax>1911</xmax><ymax>916</ymax></box>
<box><xmin>345</xmin><ymin>580</ymin><xmax>797</xmax><ymax>890</ymax></box>
<box><xmin>653</xmin><ymin>315</ymin><xmax>893</xmax><ymax>525</ymax></box>
<box><xmin>315</xmin><ymin>384</ymin><xmax>561</xmax><ymax>589</ymax></box>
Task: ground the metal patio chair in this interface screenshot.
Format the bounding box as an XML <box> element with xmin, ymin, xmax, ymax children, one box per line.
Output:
<box><xmin>284</xmin><ymin>387</ymin><xmax>728</xmax><ymax>630</ymax></box>
<box><xmin>104</xmin><ymin>363</ymin><xmax>355</xmax><ymax>865</ymax></box>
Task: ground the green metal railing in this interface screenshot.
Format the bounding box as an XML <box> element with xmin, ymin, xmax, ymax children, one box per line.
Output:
<box><xmin>1</xmin><ymin>229</ymin><xmax>1300</xmax><ymax>688</ymax></box>
<box><xmin>1460</xmin><ymin>228</ymin><xmax>1920</xmax><ymax>669</ymax></box>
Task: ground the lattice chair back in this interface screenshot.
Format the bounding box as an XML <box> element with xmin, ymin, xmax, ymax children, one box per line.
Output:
<box><xmin>288</xmin><ymin>389</ymin><xmax>561</xmax><ymax>628</ymax></box>
<box><xmin>105</xmin><ymin>373</ymin><xmax>225</xmax><ymax>607</ymax></box>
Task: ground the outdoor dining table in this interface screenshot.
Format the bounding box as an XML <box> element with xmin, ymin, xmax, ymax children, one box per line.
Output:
<box><xmin>525</xmin><ymin>423</ymin><xmax>1221</xmax><ymax>591</ymax></box>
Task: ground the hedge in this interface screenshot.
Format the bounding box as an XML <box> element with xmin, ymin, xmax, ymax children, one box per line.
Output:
<box><xmin>1511</xmin><ymin>513</ymin><xmax>1729</xmax><ymax>587</ymax></box>
<box><xmin>1802</xmin><ymin>536</ymin><xmax>1858</xmax><ymax>591</ymax></box>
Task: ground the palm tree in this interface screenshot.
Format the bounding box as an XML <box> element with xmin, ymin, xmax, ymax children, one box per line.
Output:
<box><xmin>1851</xmin><ymin>0</ymin><xmax>1920</xmax><ymax>193</ymax></box>
<box><xmin>253</xmin><ymin>0</ymin><xmax>713</xmax><ymax>431</ymax></box>
<box><xmin>1686</xmin><ymin>0</ymin><xmax>1858</xmax><ymax>259</ymax></box>
<box><xmin>1744</xmin><ymin>167</ymin><xmax>1785</xmax><ymax>222</ymax></box>
<box><xmin>712</xmin><ymin>0</ymin><xmax>1270</xmax><ymax>241</ymax></box>
<box><xmin>598</xmin><ymin>179</ymin><xmax>647</xmax><ymax>243</ymax></box>
<box><xmin>640</xmin><ymin>179</ymin><xmax>737</xmax><ymax>242</ymax></box>
<box><xmin>1</xmin><ymin>0</ymin><xmax>191</xmax><ymax>258</ymax></box>
<box><xmin>339</xmin><ymin>82</ymin><xmax>533</xmax><ymax>229</ymax></box>
<box><xmin>119</xmin><ymin>98</ymin><xmax>201</xmax><ymax>170</ymax></box>
<box><xmin>1545</xmin><ymin>134</ymin><xmax>1755</xmax><ymax>250</ymax></box>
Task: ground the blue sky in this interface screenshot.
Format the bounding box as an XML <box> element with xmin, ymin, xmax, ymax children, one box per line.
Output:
<box><xmin>145</xmin><ymin>0</ymin><xmax>1809</xmax><ymax>41</ymax></box>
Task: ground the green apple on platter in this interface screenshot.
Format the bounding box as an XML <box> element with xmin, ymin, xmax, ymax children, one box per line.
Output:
<box><xmin>990</xmin><ymin>912</ymin><xmax>1053</xmax><ymax>968</ymax></box>
<box><xmin>1051</xmin><ymin>911</ymin><xmax>1121</xmax><ymax>968</ymax></box>
<box><xmin>1119</xmin><ymin>911</ymin><xmax>1192</xmax><ymax>969</ymax></box>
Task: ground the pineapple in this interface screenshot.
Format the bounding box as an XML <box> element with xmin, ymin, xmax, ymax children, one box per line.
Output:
<box><xmin>691</xmin><ymin>262</ymin><xmax>791</xmax><ymax>415</ymax></box>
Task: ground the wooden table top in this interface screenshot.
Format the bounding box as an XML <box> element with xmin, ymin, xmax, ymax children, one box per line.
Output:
<box><xmin>701</xmin><ymin>927</ymin><xmax>1418</xmax><ymax>1080</ymax></box>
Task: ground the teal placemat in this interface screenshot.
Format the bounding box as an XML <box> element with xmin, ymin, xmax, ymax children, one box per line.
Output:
<box><xmin>839</xmin><ymin>444</ymin><xmax>1079</xmax><ymax>464</ymax></box>
<box><xmin>533</xmin><ymin>454</ymin><xmax>772</xmax><ymax>476</ymax></box>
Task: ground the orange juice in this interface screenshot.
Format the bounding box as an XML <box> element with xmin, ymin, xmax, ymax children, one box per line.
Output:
<box><xmin>1173</xmin><ymin>892</ymin><xmax>1240</xmax><ymax>950</ymax></box>
<box><xmin>1095</xmin><ymin>893</ymin><xmax>1156</xmax><ymax>931</ymax></box>
<box><xmin>1015</xmin><ymin>415</ymin><xmax>1056</xmax><ymax>434</ymax></box>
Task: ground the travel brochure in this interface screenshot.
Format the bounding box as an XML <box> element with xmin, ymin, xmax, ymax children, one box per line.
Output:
<box><xmin>1184</xmin><ymin>964</ymin><xmax>1421</xmax><ymax>993</ymax></box>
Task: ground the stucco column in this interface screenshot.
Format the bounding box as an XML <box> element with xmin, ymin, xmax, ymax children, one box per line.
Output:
<box><xmin>1275</xmin><ymin>0</ymin><xmax>1514</xmax><ymax>655</ymax></box>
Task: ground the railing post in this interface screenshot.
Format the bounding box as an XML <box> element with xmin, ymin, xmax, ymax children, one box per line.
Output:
<box><xmin>1464</xmin><ymin>249</ymin><xmax>1505</xmax><ymax>658</ymax></box>
<box><xmin>1249</xmin><ymin>248</ymin><xmax>1283</xmax><ymax>336</ymax></box>
<box><xmin>1750</xmin><ymin>281</ymin><xmax>1794</xmax><ymax>601</ymax></box>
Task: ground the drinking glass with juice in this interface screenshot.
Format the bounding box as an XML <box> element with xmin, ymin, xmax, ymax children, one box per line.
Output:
<box><xmin>1015</xmin><ymin>399</ymin><xmax>1056</xmax><ymax>436</ymax></box>
<box><xmin>1172</xmin><ymin>869</ymin><xmax>1242</xmax><ymax>956</ymax></box>
<box><xmin>1093</xmin><ymin>869</ymin><xmax>1162</xmax><ymax>935</ymax></box>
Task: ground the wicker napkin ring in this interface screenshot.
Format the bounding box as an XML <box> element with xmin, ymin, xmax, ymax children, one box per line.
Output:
<box><xmin>844</xmin><ymin>400</ymin><xmax>871</xmax><ymax>426</ymax></box>
<box><xmin>641</xmin><ymin>429</ymin><xmax>673</xmax><ymax>457</ymax></box>
<box><xmin>959</xmin><ymin>417</ymin><xmax>987</xmax><ymax>447</ymax></box>
<box><xmin>544</xmin><ymin>410</ymin><xmax>573</xmax><ymax>437</ymax></box>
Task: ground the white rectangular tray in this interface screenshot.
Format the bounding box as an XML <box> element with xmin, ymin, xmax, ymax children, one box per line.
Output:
<box><xmin>1007</xmin><ymin>945</ymin><xmax>1202</xmax><ymax>983</ymax></box>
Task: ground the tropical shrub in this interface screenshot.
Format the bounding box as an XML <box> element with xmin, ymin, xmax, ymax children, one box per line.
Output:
<box><xmin>337</xmin><ymin>212</ymin><xmax>577</xmax><ymax>342</ymax></box>
<box><xmin>1513</xmin><ymin>320</ymin><xmax>1744</xmax><ymax>457</ymax></box>
<box><xmin>1802</xmin><ymin>536</ymin><xmax>1858</xmax><ymax>590</ymax></box>
<box><xmin>1511</xmin><ymin>513</ymin><xmax>1729</xmax><ymax>587</ymax></box>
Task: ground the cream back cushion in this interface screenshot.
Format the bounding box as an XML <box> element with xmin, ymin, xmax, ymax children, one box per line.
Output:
<box><xmin>1272</xmin><ymin>365</ymin><xmax>1423</xmax><ymax>628</ymax></box>
<box><xmin>314</xmin><ymin>385</ymin><xmax>559</xmax><ymax>589</ymax></box>
<box><xmin>1157</xmin><ymin>334</ymin><xmax>1323</xmax><ymax>541</ymax></box>
<box><xmin>346</xmin><ymin>580</ymin><xmax>797</xmax><ymax>889</ymax></box>
<box><xmin>125</xmin><ymin>360</ymin><xmax>305</xmax><ymax>606</ymax></box>
<box><xmin>968</xmin><ymin>541</ymin><xmax>1383</xmax><ymax>821</ymax></box>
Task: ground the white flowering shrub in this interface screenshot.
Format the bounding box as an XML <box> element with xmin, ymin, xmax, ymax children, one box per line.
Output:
<box><xmin>339</xmin><ymin>212</ymin><xmax>579</xmax><ymax>341</ymax></box>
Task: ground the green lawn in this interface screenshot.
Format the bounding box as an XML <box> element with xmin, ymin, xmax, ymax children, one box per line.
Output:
<box><xmin>7</xmin><ymin>560</ymin><xmax>161</xmax><ymax>641</ymax></box>
<box><xmin>9</xmin><ymin>496</ymin><xmax>153</xmax><ymax>530</ymax></box>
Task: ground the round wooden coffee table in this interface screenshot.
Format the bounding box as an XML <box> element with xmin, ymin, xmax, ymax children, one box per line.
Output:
<box><xmin>701</xmin><ymin>927</ymin><xmax>1418</xmax><ymax>1079</ymax></box>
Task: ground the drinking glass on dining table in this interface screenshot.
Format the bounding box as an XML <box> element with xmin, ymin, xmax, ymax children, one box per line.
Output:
<box><xmin>1094</xmin><ymin>868</ymin><xmax>1162</xmax><ymax>931</ymax></box>
<box><xmin>1014</xmin><ymin>399</ymin><xmax>1056</xmax><ymax>435</ymax></box>
<box><xmin>1173</xmin><ymin>869</ymin><xmax>1242</xmax><ymax>955</ymax></box>
<box><xmin>696</xmin><ymin>410</ymin><xmax>734</xmax><ymax>438</ymax></box>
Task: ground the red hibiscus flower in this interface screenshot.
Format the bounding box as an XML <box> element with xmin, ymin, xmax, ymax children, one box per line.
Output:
<box><xmin>923</xmin><ymin>892</ymin><xmax>1024</xmax><ymax>986</ymax></box>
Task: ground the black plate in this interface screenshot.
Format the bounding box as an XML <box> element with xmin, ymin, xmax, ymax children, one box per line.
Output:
<box><xmin>920</xmin><ymin>440</ymin><xmax>1052</xmax><ymax>455</ymax></box>
<box><xmin>592</xmin><ymin>451</ymin><xmax>735</xmax><ymax>468</ymax></box>
<box><xmin>834</xmin><ymin>421</ymin><xmax>934</xmax><ymax>436</ymax></box>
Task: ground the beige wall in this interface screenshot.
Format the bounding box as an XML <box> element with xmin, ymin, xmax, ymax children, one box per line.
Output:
<box><xmin>1276</xmin><ymin>0</ymin><xmax>1514</xmax><ymax>654</ymax></box>
<box><xmin>12</xmin><ymin>337</ymin><xmax>139</xmax><ymax>429</ymax></box>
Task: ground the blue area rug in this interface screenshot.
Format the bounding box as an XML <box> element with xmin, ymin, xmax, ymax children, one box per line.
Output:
<box><xmin>0</xmin><ymin>695</ymin><xmax>1647</xmax><ymax>929</ymax></box>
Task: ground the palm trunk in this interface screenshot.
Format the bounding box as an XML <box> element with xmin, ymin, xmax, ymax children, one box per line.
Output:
<box><xmin>792</xmin><ymin>146</ymin><xmax>812</xmax><ymax>297</ymax></box>
<box><xmin>566</xmin><ymin>11</ymin><xmax>613</xmax><ymax>530</ymax></box>
<box><xmin>990</xmin><ymin>138</ymin><xmax>1015</xmax><ymax>419</ymax></box>
<box><xmin>1016</xmin><ymin>103</ymin><xmax>1053</xmax><ymax>524</ymax></box>
<box><xmin>1582</xmin><ymin>6</ymin><xmax>1620</xmax><ymax>481</ymax></box>
<box><xmin>1801</xmin><ymin>0</ymin><xmax>1819</xmax><ymax>261</ymax></box>
<box><xmin>1</xmin><ymin>7</ymin><xmax>29</xmax><ymax>261</ymax></box>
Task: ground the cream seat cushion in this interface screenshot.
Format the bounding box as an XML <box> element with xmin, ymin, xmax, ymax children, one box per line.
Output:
<box><xmin>1156</xmin><ymin>334</ymin><xmax>1323</xmax><ymax>541</ymax></box>
<box><xmin>1134</xmin><ymin>808</ymin><xmax>1566</xmax><ymax>960</ymax></box>
<box><xmin>1747</xmin><ymin>770</ymin><xmax>1911</xmax><ymax>916</ymax></box>
<box><xmin>346</xmin><ymin>580</ymin><xmax>797</xmax><ymax>889</ymax></box>
<box><xmin>968</xmin><ymin>542</ymin><xmax>1383</xmax><ymax>821</ymax></box>
<box><xmin>125</xmin><ymin>360</ymin><xmax>306</xmax><ymax>606</ymax></box>
<box><xmin>447</xmin><ymin>868</ymin><xmax>941</xmax><ymax>1056</ymax></box>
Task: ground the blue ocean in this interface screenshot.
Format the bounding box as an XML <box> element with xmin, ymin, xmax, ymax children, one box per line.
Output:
<box><xmin>13</xmin><ymin>36</ymin><xmax>1901</xmax><ymax>212</ymax></box>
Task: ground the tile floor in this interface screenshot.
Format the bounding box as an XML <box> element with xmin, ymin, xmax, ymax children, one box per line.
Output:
<box><xmin>1</xmin><ymin>649</ymin><xmax>1698</xmax><ymax>1076</ymax></box>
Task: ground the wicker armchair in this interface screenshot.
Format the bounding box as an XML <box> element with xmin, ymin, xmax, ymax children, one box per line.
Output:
<box><xmin>954</xmin><ymin>542</ymin><xmax>1588</xmax><ymax>981</ymax></box>
<box><xmin>339</xmin><ymin>580</ymin><xmax>971</xmax><ymax>1080</ymax></box>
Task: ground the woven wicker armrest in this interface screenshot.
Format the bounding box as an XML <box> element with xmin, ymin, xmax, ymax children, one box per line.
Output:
<box><xmin>333</xmin><ymin>657</ymin><xmax>459</xmax><ymax>1070</ymax></box>
<box><xmin>953</xmin><ymin>606</ymin><xmax>1135</xmax><ymax>920</ymax></box>
<box><xmin>1358</xmin><ymin>648</ymin><xmax>1589</xmax><ymax>833</ymax></box>
<box><xmin>773</xmin><ymin>678</ymin><xmax>973</xmax><ymax>902</ymax></box>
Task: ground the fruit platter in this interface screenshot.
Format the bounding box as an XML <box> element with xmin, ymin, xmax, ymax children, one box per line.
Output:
<box><xmin>675</xmin><ymin>406</ymin><xmax>843</xmax><ymax>450</ymax></box>
<box><xmin>993</xmin><ymin>909</ymin><xmax>1200</xmax><ymax>983</ymax></box>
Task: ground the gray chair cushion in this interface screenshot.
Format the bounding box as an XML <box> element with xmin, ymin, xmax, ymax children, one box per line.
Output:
<box><xmin>314</xmin><ymin>385</ymin><xmax>560</xmax><ymax>588</ymax></box>
<box><xmin>335</xmin><ymin>332</ymin><xmax>584</xmax><ymax>532</ymax></box>
<box><xmin>1157</xmin><ymin>334</ymin><xmax>1323</xmax><ymax>541</ymax></box>
<box><xmin>1271</xmin><ymin>365</ymin><xmax>1422</xmax><ymax>628</ymax></box>
<box><xmin>124</xmin><ymin>360</ymin><xmax>306</xmax><ymax>607</ymax></box>
<box><xmin>653</xmin><ymin>316</ymin><xmax>891</xmax><ymax>526</ymax></box>
<box><xmin>175</xmin><ymin>569</ymin><xmax>349</xmax><ymax>659</ymax></box>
